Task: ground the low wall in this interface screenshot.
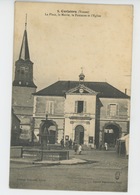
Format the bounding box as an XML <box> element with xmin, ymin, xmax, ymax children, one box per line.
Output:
<box><xmin>22</xmin><ymin>149</ymin><xmax>69</xmax><ymax>161</ymax></box>
<box><xmin>10</xmin><ymin>146</ymin><xmax>23</xmax><ymax>158</ymax></box>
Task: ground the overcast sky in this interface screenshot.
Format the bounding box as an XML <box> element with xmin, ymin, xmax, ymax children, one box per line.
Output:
<box><xmin>13</xmin><ymin>2</ymin><xmax>133</xmax><ymax>95</ymax></box>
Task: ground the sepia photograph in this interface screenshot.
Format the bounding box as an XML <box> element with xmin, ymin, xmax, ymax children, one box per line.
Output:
<box><xmin>8</xmin><ymin>1</ymin><xmax>133</xmax><ymax>193</ymax></box>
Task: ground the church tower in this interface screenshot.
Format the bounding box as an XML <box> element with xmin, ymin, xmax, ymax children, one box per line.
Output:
<box><xmin>12</xmin><ymin>16</ymin><xmax>37</xmax><ymax>142</ymax></box>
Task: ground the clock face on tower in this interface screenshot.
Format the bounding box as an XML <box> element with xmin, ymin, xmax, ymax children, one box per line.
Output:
<box><xmin>79</xmin><ymin>88</ymin><xmax>84</xmax><ymax>93</ymax></box>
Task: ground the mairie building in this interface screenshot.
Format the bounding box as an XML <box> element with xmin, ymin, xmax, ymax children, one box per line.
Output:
<box><xmin>33</xmin><ymin>72</ymin><xmax>130</xmax><ymax>148</ymax></box>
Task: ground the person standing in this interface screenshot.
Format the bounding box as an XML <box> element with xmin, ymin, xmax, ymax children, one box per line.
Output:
<box><xmin>74</xmin><ymin>142</ymin><xmax>78</xmax><ymax>154</ymax></box>
<box><xmin>78</xmin><ymin>144</ymin><xmax>82</xmax><ymax>155</ymax></box>
<box><xmin>69</xmin><ymin>139</ymin><xmax>72</xmax><ymax>149</ymax></box>
<box><xmin>104</xmin><ymin>142</ymin><xmax>108</xmax><ymax>151</ymax></box>
<box><xmin>60</xmin><ymin>138</ymin><xmax>64</xmax><ymax>149</ymax></box>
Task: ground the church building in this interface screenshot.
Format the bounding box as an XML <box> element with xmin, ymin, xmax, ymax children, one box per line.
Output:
<box><xmin>33</xmin><ymin>71</ymin><xmax>130</xmax><ymax>148</ymax></box>
<box><xmin>12</xmin><ymin>20</ymin><xmax>37</xmax><ymax>142</ymax></box>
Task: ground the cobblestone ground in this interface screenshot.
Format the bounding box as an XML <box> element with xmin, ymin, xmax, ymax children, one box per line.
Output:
<box><xmin>69</xmin><ymin>149</ymin><xmax>128</xmax><ymax>168</ymax></box>
<box><xmin>9</xmin><ymin>149</ymin><xmax>128</xmax><ymax>192</ymax></box>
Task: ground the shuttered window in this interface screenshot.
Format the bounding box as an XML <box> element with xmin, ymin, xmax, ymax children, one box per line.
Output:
<box><xmin>46</xmin><ymin>101</ymin><xmax>54</xmax><ymax>115</ymax></box>
<box><xmin>75</xmin><ymin>101</ymin><xmax>78</xmax><ymax>113</ymax></box>
<box><xmin>107</xmin><ymin>104</ymin><xmax>118</xmax><ymax>116</ymax></box>
<box><xmin>75</xmin><ymin>101</ymin><xmax>87</xmax><ymax>113</ymax></box>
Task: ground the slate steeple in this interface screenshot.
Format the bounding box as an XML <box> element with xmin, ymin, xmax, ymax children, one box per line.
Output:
<box><xmin>13</xmin><ymin>15</ymin><xmax>36</xmax><ymax>88</ymax></box>
<box><xmin>19</xmin><ymin>16</ymin><xmax>30</xmax><ymax>60</ymax></box>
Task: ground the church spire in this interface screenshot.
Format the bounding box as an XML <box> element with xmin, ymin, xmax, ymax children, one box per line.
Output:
<box><xmin>13</xmin><ymin>15</ymin><xmax>37</xmax><ymax>88</ymax></box>
<box><xmin>19</xmin><ymin>14</ymin><xmax>30</xmax><ymax>60</ymax></box>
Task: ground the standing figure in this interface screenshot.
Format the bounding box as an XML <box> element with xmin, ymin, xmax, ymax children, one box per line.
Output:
<box><xmin>104</xmin><ymin>142</ymin><xmax>108</xmax><ymax>151</ymax></box>
<box><xmin>78</xmin><ymin>144</ymin><xmax>82</xmax><ymax>155</ymax></box>
<box><xmin>60</xmin><ymin>138</ymin><xmax>64</xmax><ymax>149</ymax></box>
<box><xmin>74</xmin><ymin>142</ymin><xmax>78</xmax><ymax>154</ymax></box>
<box><xmin>69</xmin><ymin>139</ymin><xmax>72</xmax><ymax>149</ymax></box>
<box><xmin>99</xmin><ymin>140</ymin><xmax>103</xmax><ymax>150</ymax></box>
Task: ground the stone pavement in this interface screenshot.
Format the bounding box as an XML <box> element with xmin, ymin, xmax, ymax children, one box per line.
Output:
<box><xmin>69</xmin><ymin>149</ymin><xmax>128</xmax><ymax>169</ymax></box>
<box><xmin>10</xmin><ymin>148</ymin><xmax>128</xmax><ymax>169</ymax></box>
<box><xmin>10</xmin><ymin>148</ymin><xmax>128</xmax><ymax>192</ymax></box>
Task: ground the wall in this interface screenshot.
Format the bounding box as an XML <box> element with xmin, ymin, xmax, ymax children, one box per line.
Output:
<box><xmin>97</xmin><ymin>98</ymin><xmax>130</xmax><ymax>145</ymax></box>
<box><xmin>33</xmin><ymin>96</ymin><xmax>65</xmax><ymax>143</ymax></box>
<box><xmin>33</xmin><ymin>96</ymin><xmax>65</xmax><ymax>117</ymax></box>
<box><xmin>12</xmin><ymin>86</ymin><xmax>36</xmax><ymax>110</ymax></box>
<box><xmin>99</xmin><ymin>98</ymin><xmax>130</xmax><ymax>121</ymax></box>
<box><xmin>12</xmin><ymin>86</ymin><xmax>36</xmax><ymax>142</ymax></box>
<box><xmin>11</xmin><ymin>112</ymin><xmax>21</xmax><ymax>146</ymax></box>
<box><xmin>65</xmin><ymin>94</ymin><xmax>96</xmax><ymax>115</ymax></box>
<box><xmin>64</xmin><ymin>93</ymin><xmax>97</xmax><ymax>146</ymax></box>
<box><xmin>64</xmin><ymin>118</ymin><xmax>96</xmax><ymax>146</ymax></box>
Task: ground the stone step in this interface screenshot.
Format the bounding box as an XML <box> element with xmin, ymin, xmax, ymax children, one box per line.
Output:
<box><xmin>22</xmin><ymin>153</ymin><xmax>37</xmax><ymax>159</ymax></box>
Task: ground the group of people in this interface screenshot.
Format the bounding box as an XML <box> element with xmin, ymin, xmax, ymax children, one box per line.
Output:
<box><xmin>60</xmin><ymin>138</ymin><xmax>73</xmax><ymax>149</ymax></box>
<box><xmin>73</xmin><ymin>143</ymin><xmax>82</xmax><ymax>155</ymax></box>
<box><xmin>60</xmin><ymin>138</ymin><xmax>82</xmax><ymax>155</ymax></box>
<box><xmin>99</xmin><ymin>141</ymin><xmax>108</xmax><ymax>151</ymax></box>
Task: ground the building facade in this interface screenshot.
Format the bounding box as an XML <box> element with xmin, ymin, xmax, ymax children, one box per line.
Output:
<box><xmin>33</xmin><ymin>73</ymin><xmax>130</xmax><ymax>148</ymax></box>
<box><xmin>12</xmin><ymin>22</ymin><xmax>37</xmax><ymax>143</ymax></box>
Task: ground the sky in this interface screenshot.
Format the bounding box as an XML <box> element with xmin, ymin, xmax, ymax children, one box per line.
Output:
<box><xmin>13</xmin><ymin>2</ymin><xmax>133</xmax><ymax>95</ymax></box>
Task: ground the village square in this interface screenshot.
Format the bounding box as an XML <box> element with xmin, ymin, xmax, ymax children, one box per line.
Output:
<box><xmin>10</xmin><ymin>3</ymin><xmax>131</xmax><ymax>192</ymax></box>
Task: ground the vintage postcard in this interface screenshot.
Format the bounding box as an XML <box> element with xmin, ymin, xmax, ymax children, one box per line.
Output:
<box><xmin>10</xmin><ymin>1</ymin><xmax>133</xmax><ymax>192</ymax></box>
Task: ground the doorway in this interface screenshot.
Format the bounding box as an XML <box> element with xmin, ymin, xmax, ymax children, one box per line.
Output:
<box><xmin>75</xmin><ymin>125</ymin><xmax>84</xmax><ymax>144</ymax></box>
<box><xmin>104</xmin><ymin>123</ymin><xmax>121</xmax><ymax>147</ymax></box>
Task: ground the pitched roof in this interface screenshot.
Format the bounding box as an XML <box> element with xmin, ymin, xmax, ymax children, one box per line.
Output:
<box><xmin>33</xmin><ymin>81</ymin><xmax>129</xmax><ymax>99</ymax></box>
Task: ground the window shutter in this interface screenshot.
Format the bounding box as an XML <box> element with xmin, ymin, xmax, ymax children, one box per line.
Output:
<box><xmin>51</xmin><ymin>101</ymin><xmax>54</xmax><ymax>114</ymax></box>
<box><xmin>84</xmin><ymin>101</ymin><xmax>87</xmax><ymax>113</ymax></box>
<box><xmin>116</xmin><ymin>104</ymin><xmax>119</xmax><ymax>115</ymax></box>
<box><xmin>46</xmin><ymin>101</ymin><xmax>49</xmax><ymax>114</ymax></box>
<box><xmin>107</xmin><ymin>104</ymin><xmax>110</xmax><ymax>116</ymax></box>
<box><xmin>75</xmin><ymin>101</ymin><xmax>78</xmax><ymax>113</ymax></box>
<box><xmin>46</xmin><ymin>101</ymin><xmax>54</xmax><ymax>114</ymax></box>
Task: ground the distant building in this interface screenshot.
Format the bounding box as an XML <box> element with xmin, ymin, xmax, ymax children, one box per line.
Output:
<box><xmin>33</xmin><ymin>72</ymin><xmax>130</xmax><ymax>148</ymax></box>
<box><xmin>12</xmin><ymin>20</ymin><xmax>37</xmax><ymax>143</ymax></box>
<box><xmin>11</xmin><ymin>109</ymin><xmax>21</xmax><ymax>146</ymax></box>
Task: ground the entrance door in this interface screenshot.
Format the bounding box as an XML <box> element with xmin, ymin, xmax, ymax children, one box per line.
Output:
<box><xmin>75</xmin><ymin>125</ymin><xmax>84</xmax><ymax>144</ymax></box>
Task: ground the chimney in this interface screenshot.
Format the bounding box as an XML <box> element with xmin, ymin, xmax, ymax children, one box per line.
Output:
<box><xmin>125</xmin><ymin>88</ymin><xmax>127</xmax><ymax>94</ymax></box>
